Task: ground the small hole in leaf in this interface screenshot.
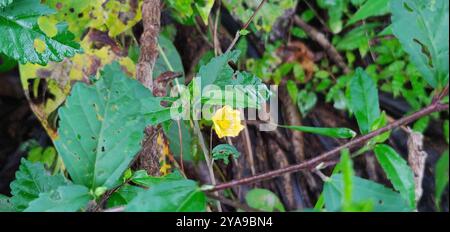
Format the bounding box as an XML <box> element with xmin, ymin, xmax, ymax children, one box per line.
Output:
<box><xmin>101</xmin><ymin>146</ymin><xmax>105</xmax><ymax>152</ymax></box>
<box><xmin>378</xmin><ymin>200</ymin><xmax>384</xmax><ymax>205</ymax></box>
<box><xmin>69</xmin><ymin>7</ymin><xmax>75</xmax><ymax>13</ymax></box>
<box><xmin>413</xmin><ymin>38</ymin><xmax>434</xmax><ymax>68</ymax></box>
<box><xmin>78</xmin><ymin>13</ymin><xmax>84</xmax><ymax>18</ymax></box>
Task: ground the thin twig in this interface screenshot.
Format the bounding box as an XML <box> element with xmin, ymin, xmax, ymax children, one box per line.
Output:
<box><xmin>293</xmin><ymin>16</ymin><xmax>350</xmax><ymax>74</ymax></box>
<box><xmin>176</xmin><ymin>120</ymin><xmax>184</xmax><ymax>172</ymax></box>
<box><xmin>241</xmin><ymin>109</ymin><xmax>256</xmax><ymax>175</ymax></box>
<box><xmin>208</xmin><ymin>102</ymin><xmax>449</xmax><ymax>192</ymax></box>
<box><xmin>193</xmin><ymin>119</ymin><xmax>222</xmax><ymax>211</ymax></box>
<box><xmin>225</xmin><ymin>0</ymin><xmax>268</xmax><ymax>53</ymax></box>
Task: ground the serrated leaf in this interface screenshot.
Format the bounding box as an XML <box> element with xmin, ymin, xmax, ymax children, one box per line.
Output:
<box><xmin>347</xmin><ymin>0</ymin><xmax>390</xmax><ymax>26</ymax></box>
<box><xmin>0</xmin><ymin>0</ymin><xmax>81</xmax><ymax>65</ymax></box>
<box><xmin>323</xmin><ymin>174</ymin><xmax>412</xmax><ymax>212</ymax></box>
<box><xmin>196</xmin><ymin>50</ymin><xmax>241</xmax><ymax>90</ymax></box>
<box><xmin>10</xmin><ymin>158</ymin><xmax>67</xmax><ymax>211</ymax></box>
<box><xmin>348</xmin><ymin>68</ymin><xmax>380</xmax><ymax>134</ymax></box>
<box><xmin>391</xmin><ymin>0</ymin><xmax>449</xmax><ymax>88</ymax></box>
<box><xmin>279</xmin><ymin>125</ymin><xmax>357</xmax><ymax>139</ymax></box>
<box><xmin>200</xmin><ymin>69</ymin><xmax>270</xmax><ymax>109</ymax></box>
<box><xmin>435</xmin><ymin>150</ymin><xmax>449</xmax><ymax>209</ymax></box>
<box><xmin>212</xmin><ymin>144</ymin><xmax>241</xmax><ymax>165</ymax></box>
<box><xmin>24</xmin><ymin>185</ymin><xmax>91</xmax><ymax>212</ymax></box>
<box><xmin>245</xmin><ymin>188</ymin><xmax>285</xmax><ymax>212</ymax></box>
<box><xmin>126</xmin><ymin>180</ymin><xmax>206</xmax><ymax>212</ymax></box>
<box><xmin>55</xmin><ymin>62</ymin><xmax>172</xmax><ymax>190</ymax></box>
<box><xmin>374</xmin><ymin>144</ymin><xmax>415</xmax><ymax>208</ymax></box>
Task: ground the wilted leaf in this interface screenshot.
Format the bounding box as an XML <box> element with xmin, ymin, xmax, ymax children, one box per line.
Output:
<box><xmin>10</xmin><ymin>159</ymin><xmax>67</xmax><ymax>211</ymax></box>
<box><xmin>19</xmin><ymin>30</ymin><xmax>136</xmax><ymax>140</ymax></box>
<box><xmin>45</xmin><ymin>0</ymin><xmax>142</xmax><ymax>38</ymax></box>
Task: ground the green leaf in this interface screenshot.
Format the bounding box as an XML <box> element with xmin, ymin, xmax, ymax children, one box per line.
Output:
<box><xmin>335</xmin><ymin>23</ymin><xmax>380</xmax><ymax>55</ymax></box>
<box><xmin>130</xmin><ymin>170</ymin><xmax>185</xmax><ymax>188</ymax></box>
<box><xmin>239</xmin><ymin>29</ymin><xmax>250</xmax><ymax>36</ymax></box>
<box><xmin>374</xmin><ymin>144</ymin><xmax>416</xmax><ymax>208</ymax></box>
<box><xmin>245</xmin><ymin>188</ymin><xmax>285</xmax><ymax>212</ymax></box>
<box><xmin>212</xmin><ymin>144</ymin><xmax>241</xmax><ymax>165</ymax></box>
<box><xmin>200</xmin><ymin>71</ymin><xmax>270</xmax><ymax>109</ymax></box>
<box><xmin>323</xmin><ymin>174</ymin><xmax>412</xmax><ymax>212</ymax></box>
<box><xmin>126</xmin><ymin>180</ymin><xmax>206</xmax><ymax>212</ymax></box>
<box><xmin>0</xmin><ymin>195</ymin><xmax>15</xmax><ymax>212</ymax></box>
<box><xmin>370</xmin><ymin>111</ymin><xmax>391</xmax><ymax>144</ymax></box>
<box><xmin>10</xmin><ymin>158</ymin><xmax>67</xmax><ymax>211</ymax></box>
<box><xmin>55</xmin><ymin>62</ymin><xmax>171</xmax><ymax>190</ymax></box>
<box><xmin>435</xmin><ymin>150</ymin><xmax>449</xmax><ymax>209</ymax></box>
<box><xmin>27</xmin><ymin>146</ymin><xmax>57</xmax><ymax>169</ymax></box>
<box><xmin>340</xmin><ymin>149</ymin><xmax>354</xmax><ymax>210</ymax></box>
<box><xmin>24</xmin><ymin>185</ymin><xmax>91</xmax><ymax>212</ymax></box>
<box><xmin>413</xmin><ymin>116</ymin><xmax>430</xmax><ymax>133</ymax></box>
<box><xmin>347</xmin><ymin>0</ymin><xmax>390</xmax><ymax>26</ymax></box>
<box><xmin>196</xmin><ymin>50</ymin><xmax>241</xmax><ymax>90</ymax></box>
<box><xmin>0</xmin><ymin>52</ymin><xmax>17</xmax><ymax>72</ymax></box>
<box><xmin>297</xmin><ymin>90</ymin><xmax>317</xmax><ymax>116</ymax></box>
<box><xmin>348</xmin><ymin>68</ymin><xmax>380</xmax><ymax>134</ymax></box>
<box><xmin>391</xmin><ymin>0</ymin><xmax>449</xmax><ymax>88</ymax></box>
<box><xmin>0</xmin><ymin>0</ymin><xmax>12</xmax><ymax>8</ymax></box>
<box><xmin>154</xmin><ymin>35</ymin><xmax>185</xmax><ymax>83</ymax></box>
<box><xmin>444</xmin><ymin>120</ymin><xmax>449</xmax><ymax>144</ymax></box>
<box><xmin>195</xmin><ymin>0</ymin><xmax>214</xmax><ymax>25</ymax></box>
<box><xmin>163</xmin><ymin>120</ymin><xmax>193</xmax><ymax>161</ymax></box>
<box><xmin>107</xmin><ymin>184</ymin><xmax>144</xmax><ymax>208</ymax></box>
<box><xmin>279</xmin><ymin>125</ymin><xmax>357</xmax><ymax>139</ymax></box>
<box><xmin>286</xmin><ymin>80</ymin><xmax>298</xmax><ymax>102</ymax></box>
<box><xmin>0</xmin><ymin>0</ymin><xmax>81</xmax><ymax>65</ymax></box>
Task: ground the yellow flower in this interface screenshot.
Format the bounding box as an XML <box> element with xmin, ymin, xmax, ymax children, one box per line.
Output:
<box><xmin>212</xmin><ymin>105</ymin><xmax>245</xmax><ymax>138</ymax></box>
